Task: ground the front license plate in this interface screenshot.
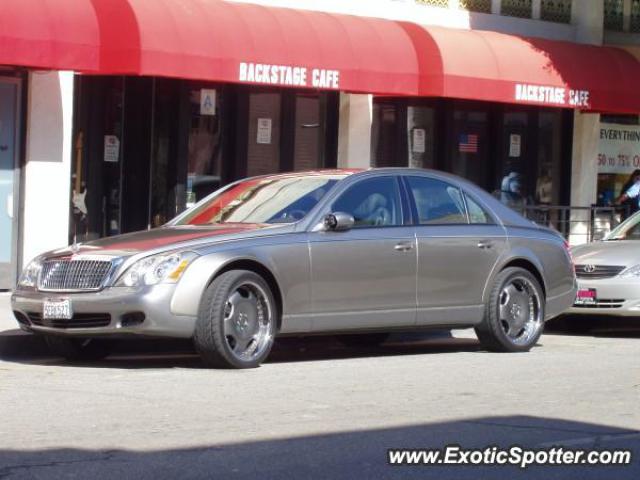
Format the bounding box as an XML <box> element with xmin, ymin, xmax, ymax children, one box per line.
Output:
<box><xmin>575</xmin><ymin>288</ymin><xmax>597</xmax><ymax>305</ymax></box>
<box><xmin>43</xmin><ymin>299</ymin><xmax>73</xmax><ymax>320</ymax></box>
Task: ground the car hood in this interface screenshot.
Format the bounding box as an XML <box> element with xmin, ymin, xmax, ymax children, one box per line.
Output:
<box><xmin>571</xmin><ymin>240</ymin><xmax>640</xmax><ymax>267</ymax></box>
<box><xmin>47</xmin><ymin>223</ymin><xmax>293</xmax><ymax>259</ymax></box>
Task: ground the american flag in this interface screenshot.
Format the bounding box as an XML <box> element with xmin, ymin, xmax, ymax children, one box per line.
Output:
<box><xmin>459</xmin><ymin>134</ymin><xmax>478</xmax><ymax>153</ymax></box>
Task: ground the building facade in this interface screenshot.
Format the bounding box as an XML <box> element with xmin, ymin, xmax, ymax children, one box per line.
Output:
<box><xmin>1</xmin><ymin>0</ymin><xmax>640</xmax><ymax>289</ymax></box>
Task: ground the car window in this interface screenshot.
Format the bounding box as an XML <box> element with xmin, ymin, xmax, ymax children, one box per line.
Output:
<box><xmin>406</xmin><ymin>176</ymin><xmax>467</xmax><ymax>225</ymax></box>
<box><xmin>332</xmin><ymin>176</ymin><xmax>402</xmax><ymax>227</ymax></box>
<box><xmin>174</xmin><ymin>175</ymin><xmax>343</xmax><ymax>225</ymax></box>
<box><xmin>465</xmin><ymin>193</ymin><xmax>493</xmax><ymax>224</ymax></box>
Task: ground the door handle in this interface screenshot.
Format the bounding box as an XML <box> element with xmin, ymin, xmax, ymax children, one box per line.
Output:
<box><xmin>394</xmin><ymin>242</ymin><xmax>414</xmax><ymax>252</ymax></box>
<box><xmin>477</xmin><ymin>240</ymin><xmax>493</xmax><ymax>249</ymax></box>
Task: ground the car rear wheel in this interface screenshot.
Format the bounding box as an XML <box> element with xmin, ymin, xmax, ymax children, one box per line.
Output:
<box><xmin>194</xmin><ymin>270</ymin><xmax>277</xmax><ymax>369</ymax></box>
<box><xmin>475</xmin><ymin>267</ymin><xmax>545</xmax><ymax>352</ymax></box>
<box><xmin>44</xmin><ymin>335</ymin><xmax>112</xmax><ymax>361</ymax></box>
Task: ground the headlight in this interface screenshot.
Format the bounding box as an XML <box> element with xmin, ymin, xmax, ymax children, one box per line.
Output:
<box><xmin>619</xmin><ymin>264</ymin><xmax>640</xmax><ymax>278</ymax></box>
<box><xmin>18</xmin><ymin>258</ymin><xmax>42</xmax><ymax>288</ymax></box>
<box><xmin>116</xmin><ymin>251</ymin><xmax>199</xmax><ymax>287</ymax></box>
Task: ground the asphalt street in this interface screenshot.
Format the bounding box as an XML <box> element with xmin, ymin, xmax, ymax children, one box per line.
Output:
<box><xmin>0</xmin><ymin>291</ymin><xmax>639</xmax><ymax>479</ymax></box>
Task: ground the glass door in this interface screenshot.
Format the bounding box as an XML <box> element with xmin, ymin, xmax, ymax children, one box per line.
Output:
<box><xmin>0</xmin><ymin>78</ymin><xmax>20</xmax><ymax>289</ymax></box>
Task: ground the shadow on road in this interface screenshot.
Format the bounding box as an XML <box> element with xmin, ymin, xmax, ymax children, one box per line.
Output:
<box><xmin>0</xmin><ymin>415</ymin><xmax>637</xmax><ymax>479</ymax></box>
<box><xmin>0</xmin><ymin>332</ymin><xmax>481</xmax><ymax>369</ymax></box>
<box><xmin>546</xmin><ymin>316</ymin><xmax>640</xmax><ymax>338</ymax></box>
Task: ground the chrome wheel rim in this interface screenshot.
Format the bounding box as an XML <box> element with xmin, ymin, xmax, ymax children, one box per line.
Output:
<box><xmin>498</xmin><ymin>276</ymin><xmax>543</xmax><ymax>346</ymax></box>
<box><xmin>222</xmin><ymin>281</ymin><xmax>274</xmax><ymax>361</ymax></box>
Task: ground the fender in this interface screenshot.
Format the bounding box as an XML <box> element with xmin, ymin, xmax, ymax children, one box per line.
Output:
<box><xmin>482</xmin><ymin>244</ymin><xmax>548</xmax><ymax>304</ymax></box>
<box><xmin>170</xmin><ymin>242</ymin><xmax>311</xmax><ymax>332</ymax></box>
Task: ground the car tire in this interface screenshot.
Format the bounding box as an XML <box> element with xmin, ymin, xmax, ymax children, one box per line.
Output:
<box><xmin>338</xmin><ymin>333</ymin><xmax>390</xmax><ymax>348</ymax></box>
<box><xmin>475</xmin><ymin>267</ymin><xmax>545</xmax><ymax>353</ymax></box>
<box><xmin>194</xmin><ymin>270</ymin><xmax>277</xmax><ymax>369</ymax></box>
<box><xmin>44</xmin><ymin>335</ymin><xmax>112</xmax><ymax>361</ymax></box>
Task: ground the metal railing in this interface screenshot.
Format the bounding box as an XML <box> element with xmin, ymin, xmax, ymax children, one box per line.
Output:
<box><xmin>516</xmin><ymin>205</ymin><xmax>630</xmax><ymax>243</ymax></box>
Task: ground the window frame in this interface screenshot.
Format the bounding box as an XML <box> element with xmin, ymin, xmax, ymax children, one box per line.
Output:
<box><xmin>327</xmin><ymin>174</ymin><xmax>407</xmax><ymax>230</ymax></box>
<box><xmin>401</xmin><ymin>175</ymin><xmax>470</xmax><ymax>226</ymax></box>
<box><xmin>463</xmin><ymin>191</ymin><xmax>497</xmax><ymax>225</ymax></box>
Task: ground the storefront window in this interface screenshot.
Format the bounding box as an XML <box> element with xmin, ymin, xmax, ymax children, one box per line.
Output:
<box><xmin>71</xmin><ymin>76</ymin><xmax>124</xmax><ymax>241</ymax></box>
<box><xmin>498</xmin><ymin>111</ymin><xmax>529</xmax><ymax>208</ymax></box>
<box><xmin>371</xmin><ymin>102</ymin><xmax>400</xmax><ymax>167</ymax></box>
<box><xmin>407</xmin><ymin>105</ymin><xmax>436</xmax><ymax>169</ymax></box>
<box><xmin>294</xmin><ymin>94</ymin><xmax>323</xmax><ymax>171</ymax></box>
<box><xmin>186</xmin><ymin>87</ymin><xmax>223</xmax><ymax>208</ymax></box>
<box><xmin>597</xmin><ymin>122</ymin><xmax>640</xmax><ymax>219</ymax></box>
<box><xmin>247</xmin><ymin>92</ymin><xmax>281</xmax><ymax>177</ymax></box>
<box><xmin>449</xmin><ymin>104</ymin><xmax>489</xmax><ymax>189</ymax></box>
<box><xmin>536</xmin><ymin>111</ymin><xmax>562</xmax><ymax>205</ymax></box>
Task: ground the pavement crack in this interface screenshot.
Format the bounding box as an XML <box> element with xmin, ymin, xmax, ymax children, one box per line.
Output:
<box><xmin>0</xmin><ymin>451</ymin><xmax>118</xmax><ymax>479</ymax></box>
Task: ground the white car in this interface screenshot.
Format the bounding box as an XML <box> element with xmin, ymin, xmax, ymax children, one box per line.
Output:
<box><xmin>568</xmin><ymin>211</ymin><xmax>640</xmax><ymax>321</ymax></box>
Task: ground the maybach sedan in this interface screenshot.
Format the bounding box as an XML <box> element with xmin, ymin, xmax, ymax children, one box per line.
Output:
<box><xmin>12</xmin><ymin>169</ymin><xmax>577</xmax><ymax>368</ymax></box>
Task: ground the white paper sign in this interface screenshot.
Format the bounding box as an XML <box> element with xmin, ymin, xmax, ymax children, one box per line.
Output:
<box><xmin>509</xmin><ymin>134</ymin><xmax>521</xmax><ymax>158</ymax></box>
<box><xmin>598</xmin><ymin>123</ymin><xmax>640</xmax><ymax>174</ymax></box>
<box><xmin>412</xmin><ymin>128</ymin><xmax>426</xmax><ymax>153</ymax></box>
<box><xmin>257</xmin><ymin>118</ymin><xmax>272</xmax><ymax>144</ymax></box>
<box><xmin>200</xmin><ymin>89</ymin><xmax>216</xmax><ymax>116</ymax></box>
<box><xmin>104</xmin><ymin>135</ymin><xmax>120</xmax><ymax>162</ymax></box>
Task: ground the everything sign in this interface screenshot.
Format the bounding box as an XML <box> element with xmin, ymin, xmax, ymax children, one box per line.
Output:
<box><xmin>597</xmin><ymin>123</ymin><xmax>640</xmax><ymax>174</ymax></box>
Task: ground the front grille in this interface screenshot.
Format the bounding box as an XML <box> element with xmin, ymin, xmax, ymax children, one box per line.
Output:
<box><xmin>575</xmin><ymin>265</ymin><xmax>625</xmax><ymax>279</ymax></box>
<box><xmin>573</xmin><ymin>299</ymin><xmax>625</xmax><ymax>309</ymax></box>
<box><xmin>27</xmin><ymin>312</ymin><xmax>112</xmax><ymax>329</ymax></box>
<box><xmin>38</xmin><ymin>257</ymin><xmax>113</xmax><ymax>291</ymax></box>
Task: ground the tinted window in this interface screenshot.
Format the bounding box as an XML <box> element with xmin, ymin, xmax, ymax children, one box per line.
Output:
<box><xmin>406</xmin><ymin>177</ymin><xmax>467</xmax><ymax>225</ymax></box>
<box><xmin>175</xmin><ymin>175</ymin><xmax>343</xmax><ymax>225</ymax></box>
<box><xmin>332</xmin><ymin>177</ymin><xmax>402</xmax><ymax>227</ymax></box>
<box><xmin>465</xmin><ymin>194</ymin><xmax>493</xmax><ymax>224</ymax></box>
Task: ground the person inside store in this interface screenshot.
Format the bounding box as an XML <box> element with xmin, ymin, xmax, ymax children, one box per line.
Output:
<box><xmin>616</xmin><ymin>169</ymin><xmax>640</xmax><ymax>219</ymax></box>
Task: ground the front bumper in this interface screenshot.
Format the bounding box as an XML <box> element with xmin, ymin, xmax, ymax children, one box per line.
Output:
<box><xmin>11</xmin><ymin>285</ymin><xmax>197</xmax><ymax>338</ymax></box>
<box><xmin>565</xmin><ymin>277</ymin><xmax>640</xmax><ymax>317</ymax></box>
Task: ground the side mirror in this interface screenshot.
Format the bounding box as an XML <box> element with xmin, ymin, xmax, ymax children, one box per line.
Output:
<box><xmin>323</xmin><ymin>212</ymin><xmax>355</xmax><ymax>232</ymax></box>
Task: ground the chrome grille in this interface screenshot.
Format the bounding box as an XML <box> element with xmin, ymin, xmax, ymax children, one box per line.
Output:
<box><xmin>575</xmin><ymin>265</ymin><xmax>625</xmax><ymax>279</ymax></box>
<box><xmin>573</xmin><ymin>299</ymin><xmax>625</xmax><ymax>309</ymax></box>
<box><xmin>27</xmin><ymin>312</ymin><xmax>112</xmax><ymax>328</ymax></box>
<box><xmin>38</xmin><ymin>257</ymin><xmax>113</xmax><ymax>291</ymax></box>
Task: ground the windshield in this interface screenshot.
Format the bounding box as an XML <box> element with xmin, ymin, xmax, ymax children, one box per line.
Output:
<box><xmin>606</xmin><ymin>211</ymin><xmax>640</xmax><ymax>240</ymax></box>
<box><xmin>173</xmin><ymin>174</ymin><xmax>345</xmax><ymax>225</ymax></box>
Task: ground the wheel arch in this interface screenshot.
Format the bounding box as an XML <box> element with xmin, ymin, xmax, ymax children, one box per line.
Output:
<box><xmin>498</xmin><ymin>257</ymin><xmax>547</xmax><ymax>299</ymax></box>
<box><xmin>211</xmin><ymin>258</ymin><xmax>284</xmax><ymax>331</ymax></box>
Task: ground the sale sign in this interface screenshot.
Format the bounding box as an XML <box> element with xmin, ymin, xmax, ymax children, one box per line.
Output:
<box><xmin>597</xmin><ymin>123</ymin><xmax>640</xmax><ymax>174</ymax></box>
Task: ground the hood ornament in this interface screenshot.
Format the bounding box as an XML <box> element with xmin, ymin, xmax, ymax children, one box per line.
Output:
<box><xmin>71</xmin><ymin>242</ymin><xmax>81</xmax><ymax>254</ymax></box>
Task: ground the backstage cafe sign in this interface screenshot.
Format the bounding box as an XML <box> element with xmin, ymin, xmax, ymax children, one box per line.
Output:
<box><xmin>515</xmin><ymin>83</ymin><xmax>590</xmax><ymax>108</ymax></box>
<box><xmin>239</xmin><ymin>62</ymin><xmax>340</xmax><ymax>89</ymax></box>
<box><xmin>597</xmin><ymin>124</ymin><xmax>640</xmax><ymax>174</ymax></box>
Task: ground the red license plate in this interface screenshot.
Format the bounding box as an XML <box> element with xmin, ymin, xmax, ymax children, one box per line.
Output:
<box><xmin>575</xmin><ymin>289</ymin><xmax>597</xmax><ymax>305</ymax></box>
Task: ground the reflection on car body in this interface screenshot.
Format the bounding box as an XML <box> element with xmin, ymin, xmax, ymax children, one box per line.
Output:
<box><xmin>12</xmin><ymin>169</ymin><xmax>576</xmax><ymax>368</ymax></box>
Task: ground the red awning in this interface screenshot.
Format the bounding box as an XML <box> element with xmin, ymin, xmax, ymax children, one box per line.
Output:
<box><xmin>0</xmin><ymin>0</ymin><xmax>420</xmax><ymax>96</ymax></box>
<box><xmin>401</xmin><ymin>24</ymin><xmax>640</xmax><ymax>113</ymax></box>
<box><xmin>1</xmin><ymin>0</ymin><xmax>640</xmax><ymax>112</ymax></box>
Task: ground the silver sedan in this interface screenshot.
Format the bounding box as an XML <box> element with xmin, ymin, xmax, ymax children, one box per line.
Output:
<box><xmin>569</xmin><ymin>210</ymin><xmax>640</xmax><ymax>318</ymax></box>
<box><xmin>12</xmin><ymin>169</ymin><xmax>576</xmax><ymax>368</ymax></box>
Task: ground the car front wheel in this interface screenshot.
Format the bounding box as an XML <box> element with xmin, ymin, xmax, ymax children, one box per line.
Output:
<box><xmin>475</xmin><ymin>267</ymin><xmax>545</xmax><ymax>352</ymax></box>
<box><xmin>194</xmin><ymin>270</ymin><xmax>277</xmax><ymax>369</ymax></box>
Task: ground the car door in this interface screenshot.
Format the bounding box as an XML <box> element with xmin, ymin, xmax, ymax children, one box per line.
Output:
<box><xmin>308</xmin><ymin>175</ymin><xmax>417</xmax><ymax>331</ymax></box>
<box><xmin>403</xmin><ymin>175</ymin><xmax>506</xmax><ymax>326</ymax></box>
